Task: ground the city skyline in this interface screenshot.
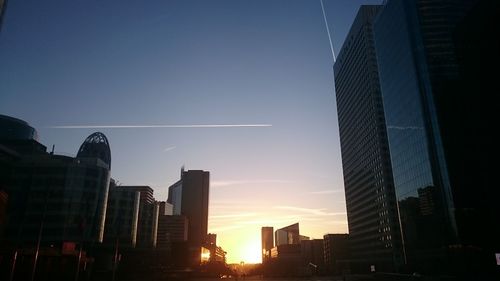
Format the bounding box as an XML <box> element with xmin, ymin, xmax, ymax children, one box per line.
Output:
<box><xmin>0</xmin><ymin>0</ymin><xmax>382</xmax><ymax>264</ymax></box>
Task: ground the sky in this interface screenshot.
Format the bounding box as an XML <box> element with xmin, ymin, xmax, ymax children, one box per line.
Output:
<box><xmin>0</xmin><ymin>0</ymin><xmax>382</xmax><ymax>264</ymax></box>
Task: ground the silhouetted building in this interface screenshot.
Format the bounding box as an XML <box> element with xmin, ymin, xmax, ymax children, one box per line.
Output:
<box><xmin>269</xmin><ymin>244</ymin><xmax>302</xmax><ymax>275</ymax></box>
<box><xmin>158</xmin><ymin>215</ymin><xmax>188</xmax><ymax>248</ymax></box>
<box><xmin>299</xmin><ymin>235</ymin><xmax>310</xmax><ymax>241</ymax></box>
<box><xmin>204</xmin><ymin>233</ymin><xmax>226</xmax><ymax>263</ymax></box>
<box><xmin>167</xmin><ymin>168</ymin><xmax>209</xmax><ymax>266</ymax></box>
<box><xmin>0</xmin><ymin>128</ymin><xmax>112</xmax><ymax>280</ymax></box>
<box><xmin>118</xmin><ymin>186</ymin><xmax>157</xmax><ymax>248</ymax></box>
<box><xmin>206</xmin><ymin>233</ymin><xmax>216</xmax><ymax>246</ymax></box>
<box><xmin>324</xmin><ymin>234</ymin><xmax>350</xmax><ymax>274</ymax></box>
<box><xmin>104</xmin><ymin>179</ymin><xmax>140</xmax><ymax>247</ymax></box>
<box><xmin>261</xmin><ymin>226</ymin><xmax>273</xmax><ymax>262</ymax></box>
<box><xmin>374</xmin><ymin>0</ymin><xmax>498</xmax><ymax>276</ymax></box>
<box><xmin>334</xmin><ymin>5</ymin><xmax>403</xmax><ymax>272</ymax></box>
<box><xmin>275</xmin><ymin>223</ymin><xmax>300</xmax><ymax>246</ymax></box>
<box><xmin>0</xmin><ymin>114</ymin><xmax>38</xmax><ymax>141</ymax></box>
<box><xmin>301</xmin><ymin>239</ymin><xmax>324</xmax><ymax>273</ymax></box>
<box><xmin>4</xmin><ymin>132</ymin><xmax>111</xmax><ymax>245</ymax></box>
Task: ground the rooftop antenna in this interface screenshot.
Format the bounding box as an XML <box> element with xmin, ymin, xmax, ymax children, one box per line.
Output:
<box><xmin>50</xmin><ymin>144</ymin><xmax>55</xmax><ymax>155</ymax></box>
<box><xmin>320</xmin><ymin>0</ymin><xmax>337</xmax><ymax>63</ymax></box>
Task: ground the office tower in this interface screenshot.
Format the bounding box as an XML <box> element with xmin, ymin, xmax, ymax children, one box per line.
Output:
<box><xmin>104</xmin><ymin>179</ymin><xmax>141</xmax><ymax>247</ymax></box>
<box><xmin>274</xmin><ymin>223</ymin><xmax>299</xmax><ymax>246</ymax></box>
<box><xmin>118</xmin><ymin>186</ymin><xmax>157</xmax><ymax>248</ymax></box>
<box><xmin>334</xmin><ymin>5</ymin><xmax>403</xmax><ymax>272</ymax></box>
<box><xmin>373</xmin><ymin>0</ymin><xmax>498</xmax><ymax>275</ymax></box>
<box><xmin>167</xmin><ymin>169</ymin><xmax>209</xmax><ymax>265</ymax></box>
<box><xmin>261</xmin><ymin>226</ymin><xmax>273</xmax><ymax>262</ymax></box>
<box><xmin>323</xmin><ymin>234</ymin><xmax>350</xmax><ymax>275</ymax></box>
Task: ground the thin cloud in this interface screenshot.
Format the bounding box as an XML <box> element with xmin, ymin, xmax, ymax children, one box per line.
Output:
<box><xmin>48</xmin><ymin>124</ymin><xmax>272</xmax><ymax>129</ymax></box>
<box><xmin>209</xmin><ymin>213</ymin><xmax>258</xmax><ymax>220</ymax></box>
<box><xmin>209</xmin><ymin>225</ymin><xmax>246</xmax><ymax>233</ymax></box>
<box><xmin>211</xmin><ymin>179</ymin><xmax>292</xmax><ymax>187</ymax></box>
<box><xmin>274</xmin><ymin>206</ymin><xmax>346</xmax><ymax>216</ymax></box>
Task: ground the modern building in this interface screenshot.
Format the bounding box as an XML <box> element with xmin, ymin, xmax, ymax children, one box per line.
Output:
<box><xmin>261</xmin><ymin>226</ymin><xmax>273</xmax><ymax>262</ymax></box>
<box><xmin>117</xmin><ymin>186</ymin><xmax>157</xmax><ymax>248</ymax></box>
<box><xmin>274</xmin><ymin>223</ymin><xmax>300</xmax><ymax>246</ymax></box>
<box><xmin>3</xmin><ymin>132</ymin><xmax>111</xmax><ymax>245</ymax></box>
<box><xmin>104</xmin><ymin>179</ymin><xmax>141</xmax><ymax>247</ymax></box>
<box><xmin>323</xmin><ymin>234</ymin><xmax>350</xmax><ymax>274</ymax></box>
<box><xmin>373</xmin><ymin>0</ymin><xmax>498</xmax><ymax>276</ymax></box>
<box><xmin>333</xmin><ymin>5</ymin><xmax>403</xmax><ymax>272</ymax></box>
<box><xmin>167</xmin><ymin>168</ymin><xmax>210</xmax><ymax>265</ymax></box>
<box><xmin>0</xmin><ymin>127</ymin><xmax>112</xmax><ymax>280</ymax></box>
<box><xmin>157</xmin><ymin>215</ymin><xmax>188</xmax><ymax>248</ymax></box>
<box><xmin>0</xmin><ymin>114</ymin><xmax>38</xmax><ymax>141</ymax></box>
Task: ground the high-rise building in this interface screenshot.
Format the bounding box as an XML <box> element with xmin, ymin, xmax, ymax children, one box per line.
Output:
<box><xmin>373</xmin><ymin>0</ymin><xmax>498</xmax><ymax>276</ymax></box>
<box><xmin>167</xmin><ymin>169</ymin><xmax>209</xmax><ymax>265</ymax></box>
<box><xmin>333</xmin><ymin>5</ymin><xmax>403</xmax><ymax>272</ymax></box>
<box><xmin>118</xmin><ymin>186</ymin><xmax>157</xmax><ymax>248</ymax></box>
<box><xmin>261</xmin><ymin>226</ymin><xmax>273</xmax><ymax>262</ymax></box>
<box><xmin>104</xmin><ymin>179</ymin><xmax>141</xmax><ymax>247</ymax></box>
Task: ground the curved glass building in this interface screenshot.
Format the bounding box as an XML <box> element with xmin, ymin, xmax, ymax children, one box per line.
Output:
<box><xmin>77</xmin><ymin>132</ymin><xmax>111</xmax><ymax>169</ymax></box>
<box><xmin>0</xmin><ymin>114</ymin><xmax>39</xmax><ymax>141</ymax></box>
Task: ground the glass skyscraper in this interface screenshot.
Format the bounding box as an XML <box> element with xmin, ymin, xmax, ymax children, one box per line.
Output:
<box><xmin>334</xmin><ymin>5</ymin><xmax>403</xmax><ymax>272</ymax></box>
<box><xmin>374</xmin><ymin>0</ymin><xmax>497</xmax><ymax>276</ymax></box>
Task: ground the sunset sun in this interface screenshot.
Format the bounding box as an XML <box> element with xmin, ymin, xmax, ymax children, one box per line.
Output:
<box><xmin>240</xmin><ymin>239</ymin><xmax>262</xmax><ymax>264</ymax></box>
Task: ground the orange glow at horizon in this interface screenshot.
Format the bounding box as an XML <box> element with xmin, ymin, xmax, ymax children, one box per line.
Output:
<box><xmin>208</xmin><ymin>199</ymin><xmax>347</xmax><ymax>264</ymax></box>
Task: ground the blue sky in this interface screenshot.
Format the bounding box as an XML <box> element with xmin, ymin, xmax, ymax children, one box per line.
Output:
<box><xmin>0</xmin><ymin>0</ymin><xmax>382</xmax><ymax>263</ymax></box>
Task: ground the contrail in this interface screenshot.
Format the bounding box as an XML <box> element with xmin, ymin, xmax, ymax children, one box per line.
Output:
<box><xmin>163</xmin><ymin>146</ymin><xmax>176</xmax><ymax>152</ymax></box>
<box><xmin>49</xmin><ymin>124</ymin><xmax>272</xmax><ymax>129</ymax></box>
<box><xmin>320</xmin><ymin>0</ymin><xmax>336</xmax><ymax>62</ymax></box>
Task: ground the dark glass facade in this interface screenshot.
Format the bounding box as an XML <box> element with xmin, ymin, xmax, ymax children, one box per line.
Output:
<box><xmin>6</xmin><ymin>155</ymin><xmax>110</xmax><ymax>244</ymax></box>
<box><xmin>0</xmin><ymin>114</ymin><xmax>39</xmax><ymax>141</ymax></box>
<box><xmin>274</xmin><ymin>223</ymin><xmax>299</xmax><ymax>246</ymax></box>
<box><xmin>334</xmin><ymin>5</ymin><xmax>403</xmax><ymax>272</ymax></box>
<box><xmin>374</xmin><ymin>0</ymin><xmax>498</xmax><ymax>275</ymax></box>
<box><xmin>103</xmin><ymin>180</ymin><xmax>141</xmax><ymax>247</ymax></box>
<box><xmin>167</xmin><ymin>169</ymin><xmax>209</xmax><ymax>265</ymax></box>
<box><xmin>118</xmin><ymin>186</ymin><xmax>157</xmax><ymax>248</ymax></box>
